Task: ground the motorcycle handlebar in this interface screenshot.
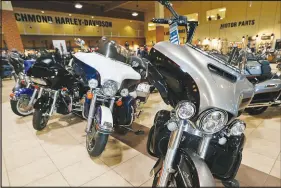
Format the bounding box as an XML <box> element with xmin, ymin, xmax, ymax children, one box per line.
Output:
<box><xmin>151</xmin><ymin>18</ymin><xmax>188</xmax><ymax>26</ymax></box>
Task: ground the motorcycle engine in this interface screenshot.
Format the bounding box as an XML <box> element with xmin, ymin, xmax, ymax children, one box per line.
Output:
<box><xmin>57</xmin><ymin>91</ymin><xmax>72</xmax><ymax>115</ymax></box>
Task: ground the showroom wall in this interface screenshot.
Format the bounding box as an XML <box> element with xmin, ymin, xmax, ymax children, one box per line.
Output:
<box><xmin>145</xmin><ymin>1</ymin><xmax>280</xmax><ymax>47</ymax></box>
<box><xmin>10</xmin><ymin>7</ymin><xmax>145</xmax><ymax>49</ymax></box>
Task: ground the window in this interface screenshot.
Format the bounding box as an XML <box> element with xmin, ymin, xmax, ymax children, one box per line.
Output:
<box><xmin>185</xmin><ymin>13</ymin><xmax>199</xmax><ymax>22</ymax></box>
<box><xmin>206</xmin><ymin>7</ymin><xmax>226</xmax><ymax>21</ymax></box>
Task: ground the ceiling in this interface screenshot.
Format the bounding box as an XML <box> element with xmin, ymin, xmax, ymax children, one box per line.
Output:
<box><xmin>11</xmin><ymin>1</ymin><xmax>155</xmax><ymax>21</ymax></box>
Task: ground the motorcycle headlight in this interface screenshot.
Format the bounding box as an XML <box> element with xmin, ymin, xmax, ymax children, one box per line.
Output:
<box><xmin>88</xmin><ymin>79</ymin><xmax>98</xmax><ymax>89</ymax></box>
<box><xmin>132</xmin><ymin>61</ymin><xmax>139</xmax><ymax>67</ymax></box>
<box><xmin>102</xmin><ymin>80</ymin><xmax>118</xmax><ymax>96</ymax></box>
<box><xmin>197</xmin><ymin>109</ymin><xmax>228</xmax><ymax>134</ymax></box>
<box><xmin>120</xmin><ymin>88</ymin><xmax>129</xmax><ymax>97</ymax></box>
<box><xmin>30</xmin><ymin>77</ymin><xmax>47</xmax><ymax>86</ymax></box>
<box><xmin>175</xmin><ymin>101</ymin><xmax>196</xmax><ymax>120</ymax></box>
<box><xmin>229</xmin><ymin>119</ymin><xmax>246</xmax><ymax>136</ymax></box>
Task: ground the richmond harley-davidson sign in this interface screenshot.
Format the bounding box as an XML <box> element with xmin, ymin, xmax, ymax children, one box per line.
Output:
<box><xmin>220</xmin><ymin>19</ymin><xmax>255</xmax><ymax>29</ymax></box>
<box><xmin>14</xmin><ymin>13</ymin><xmax>113</xmax><ymax>27</ymax></box>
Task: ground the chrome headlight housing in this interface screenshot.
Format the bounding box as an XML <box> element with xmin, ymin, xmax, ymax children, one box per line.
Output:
<box><xmin>102</xmin><ymin>80</ymin><xmax>118</xmax><ymax>96</ymax></box>
<box><xmin>88</xmin><ymin>79</ymin><xmax>98</xmax><ymax>89</ymax></box>
<box><xmin>120</xmin><ymin>88</ymin><xmax>129</xmax><ymax>97</ymax></box>
<box><xmin>197</xmin><ymin>109</ymin><xmax>228</xmax><ymax>134</ymax></box>
<box><xmin>175</xmin><ymin>101</ymin><xmax>196</xmax><ymax>120</ymax></box>
<box><xmin>229</xmin><ymin>119</ymin><xmax>246</xmax><ymax>136</ymax></box>
<box><xmin>30</xmin><ymin>77</ymin><xmax>47</xmax><ymax>86</ymax></box>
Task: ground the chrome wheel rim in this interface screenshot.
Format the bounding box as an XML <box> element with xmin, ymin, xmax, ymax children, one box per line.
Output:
<box><xmin>16</xmin><ymin>96</ymin><xmax>33</xmax><ymax>115</ymax></box>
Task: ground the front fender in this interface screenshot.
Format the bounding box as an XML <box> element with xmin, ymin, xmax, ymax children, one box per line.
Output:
<box><xmin>12</xmin><ymin>88</ymin><xmax>34</xmax><ymax>100</ymax></box>
<box><xmin>96</xmin><ymin>106</ymin><xmax>114</xmax><ymax>134</ymax></box>
<box><xmin>151</xmin><ymin>149</ymin><xmax>215</xmax><ymax>187</ymax></box>
<box><xmin>178</xmin><ymin>149</ymin><xmax>215</xmax><ymax>187</ymax></box>
<box><xmin>33</xmin><ymin>96</ymin><xmax>52</xmax><ymax>111</ymax></box>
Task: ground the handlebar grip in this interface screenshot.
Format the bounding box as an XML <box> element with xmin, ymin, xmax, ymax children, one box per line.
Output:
<box><xmin>151</xmin><ymin>18</ymin><xmax>169</xmax><ymax>24</ymax></box>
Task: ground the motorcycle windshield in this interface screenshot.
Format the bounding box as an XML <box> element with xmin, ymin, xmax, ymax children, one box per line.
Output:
<box><xmin>152</xmin><ymin>41</ymin><xmax>255</xmax><ymax>116</ymax></box>
<box><xmin>96</xmin><ymin>39</ymin><xmax>130</xmax><ymax>63</ymax></box>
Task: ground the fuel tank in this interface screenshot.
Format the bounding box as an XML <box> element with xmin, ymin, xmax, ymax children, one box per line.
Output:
<box><xmin>152</xmin><ymin>41</ymin><xmax>254</xmax><ymax>116</ymax></box>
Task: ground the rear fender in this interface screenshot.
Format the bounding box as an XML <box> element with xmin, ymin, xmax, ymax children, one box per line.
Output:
<box><xmin>254</xmin><ymin>79</ymin><xmax>281</xmax><ymax>94</ymax></box>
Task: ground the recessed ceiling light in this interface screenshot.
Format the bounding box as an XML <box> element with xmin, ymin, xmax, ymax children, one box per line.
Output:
<box><xmin>130</xmin><ymin>20</ymin><xmax>132</xmax><ymax>22</ymax></box>
<box><xmin>69</xmin><ymin>14</ymin><xmax>72</xmax><ymax>16</ymax></box>
<box><xmin>132</xmin><ymin>12</ymin><xmax>138</xmax><ymax>16</ymax></box>
<box><xmin>91</xmin><ymin>16</ymin><xmax>94</xmax><ymax>19</ymax></box>
<box><xmin>41</xmin><ymin>11</ymin><xmax>44</xmax><ymax>13</ymax></box>
<box><xmin>75</xmin><ymin>3</ymin><xmax>83</xmax><ymax>9</ymax></box>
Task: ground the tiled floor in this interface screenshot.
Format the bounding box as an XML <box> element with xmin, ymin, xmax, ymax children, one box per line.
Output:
<box><xmin>1</xmin><ymin>67</ymin><xmax>281</xmax><ymax>187</ymax></box>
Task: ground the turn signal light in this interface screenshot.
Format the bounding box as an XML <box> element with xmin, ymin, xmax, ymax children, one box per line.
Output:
<box><xmin>116</xmin><ymin>100</ymin><xmax>123</xmax><ymax>107</ymax></box>
<box><xmin>21</xmin><ymin>80</ymin><xmax>26</xmax><ymax>85</ymax></box>
<box><xmin>61</xmin><ymin>87</ymin><xmax>68</xmax><ymax>91</ymax></box>
<box><xmin>34</xmin><ymin>85</ymin><xmax>39</xmax><ymax>89</ymax></box>
<box><xmin>9</xmin><ymin>93</ymin><xmax>15</xmax><ymax>98</ymax></box>
<box><xmin>87</xmin><ymin>91</ymin><xmax>93</xmax><ymax>99</ymax></box>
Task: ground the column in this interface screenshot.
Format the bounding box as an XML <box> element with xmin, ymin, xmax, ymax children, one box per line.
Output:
<box><xmin>1</xmin><ymin>1</ymin><xmax>24</xmax><ymax>52</ymax></box>
<box><xmin>155</xmin><ymin>2</ymin><xmax>164</xmax><ymax>43</ymax></box>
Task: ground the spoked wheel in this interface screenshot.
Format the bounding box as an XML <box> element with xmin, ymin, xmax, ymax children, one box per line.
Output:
<box><xmin>10</xmin><ymin>95</ymin><xmax>33</xmax><ymax>116</ymax></box>
<box><xmin>33</xmin><ymin>108</ymin><xmax>50</xmax><ymax>131</ymax></box>
<box><xmin>86</xmin><ymin>108</ymin><xmax>108</xmax><ymax>157</ymax></box>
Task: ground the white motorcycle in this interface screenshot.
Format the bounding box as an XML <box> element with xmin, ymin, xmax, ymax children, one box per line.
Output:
<box><xmin>73</xmin><ymin>40</ymin><xmax>151</xmax><ymax>157</ymax></box>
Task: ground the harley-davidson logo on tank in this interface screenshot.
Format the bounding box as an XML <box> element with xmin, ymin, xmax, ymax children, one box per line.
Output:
<box><xmin>14</xmin><ymin>13</ymin><xmax>113</xmax><ymax>27</ymax></box>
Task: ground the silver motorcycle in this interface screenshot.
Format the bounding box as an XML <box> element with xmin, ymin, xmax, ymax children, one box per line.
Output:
<box><xmin>146</xmin><ymin>1</ymin><xmax>254</xmax><ymax>187</ymax></box>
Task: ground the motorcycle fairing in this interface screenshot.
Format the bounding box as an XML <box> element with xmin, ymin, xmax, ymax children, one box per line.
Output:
<box><xmin>152</xmin><ymin>41</ymin><xmax>254</xmax><ymax>116</ymax></box>
<box><xmin>74</xmin><ymin>52</ymin><xmax>141</xmax><ymax>89</ymax></box>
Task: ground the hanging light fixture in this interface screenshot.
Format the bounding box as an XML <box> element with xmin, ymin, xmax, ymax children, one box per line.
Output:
<box><xmin>75</xmin><ymin>3</ymin><xmax>83</xmax><ymax>9</ymax></box>
<box><xmin>132</xmin><ymin>12</ymin><xmax>138</xmax><ymax>16</ymax></box>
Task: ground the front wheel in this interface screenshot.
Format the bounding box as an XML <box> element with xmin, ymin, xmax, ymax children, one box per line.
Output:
<box><xmin>32</xmin><ymin>109</ymin><xmax>50</xmax><ymax>131</ymax></box>
<box><xmin>86</xmin><ymin>131</ymin><xmax>108</xmax><ymax>157</ymax></box>
<box><xmin>245</xmin><ymin>107</ymin><xmax>268</xmax><ymax>115</ymax></box>
<box><xmin>10</xmin><ymin>96</ymin><xmax>33</xmax><ymax>116</ymax></box>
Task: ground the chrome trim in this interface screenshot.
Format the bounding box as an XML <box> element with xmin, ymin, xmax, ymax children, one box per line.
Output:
<box><xmin>27</xmin><ymin>88</ymin><xmax>38</xmax><ymax>107</ymax></box>
<box><xmin>48</xmin><ymin>90</ymin><xmax>59</xmax><ymax>116</ymax></box>
<box><xmin>158</xmin><ymin>120</ymin><xmax>185</xmax><ymax>187</ymax></box>
<box><xmin>86</xmin><ymin>89</ymin><xmax>97</xmax><ymax>133</ymax></box>
<box><xmin>197</xmin><ymin>135</ymin><xmax>212</xmax><ymax>159</ymax></box>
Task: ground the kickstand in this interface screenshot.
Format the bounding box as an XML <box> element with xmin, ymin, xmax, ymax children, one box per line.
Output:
<box><xmin>119</xmin><ymin>125</ymin><xmax>145</xmax><ymax>135</ymax></box>
<box><xmin>135</xmin><ymin>110</ymin><xmax>143</xmax><ymax>118</ymax></box>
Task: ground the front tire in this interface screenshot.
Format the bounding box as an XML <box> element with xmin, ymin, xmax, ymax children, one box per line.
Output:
<box><xmin>86</xmin><ymin>106</ymin><xmax>109</xmax><ymax>157</ymax></box>
<box><xmin>32</xmin><ymin>109</ymin><xmax>49</xmax><ymax>131</ymax></box>
<box><xmin>10</xmin><ymin>97</ymin><xmax>33</xmax><ymax>116</ymax></box>
<box><xmin>86</xmin><ymin>132</ymin><xmax>108</xmax><ymax>157</ymax></box>
<box><xmin>245</xmin><ymin>107</ymin><xmax>268</xmax><ymax>115</ymax></box>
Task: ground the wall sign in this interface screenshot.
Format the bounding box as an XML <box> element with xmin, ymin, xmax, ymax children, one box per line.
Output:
<box><xmin>14</xmin><ymin>13</ymin><xmax>113</xmax><ymax>27</ymax></box>
<box><xmin>220</xmin><ymin>20</ymin><xmax>255</xmax><ymax>29</ymax></box>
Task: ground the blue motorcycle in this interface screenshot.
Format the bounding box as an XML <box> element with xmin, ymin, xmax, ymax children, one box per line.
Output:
<box><xmin>10</xmin><ymin>59</ymin><xmax>37</xmax><ymax>116</ymax></box>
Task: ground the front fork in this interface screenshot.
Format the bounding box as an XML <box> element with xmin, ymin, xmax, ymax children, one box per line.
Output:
<box><xmin>27</xmin><ymin>87</ymin><xmax>43</xmax><ymax>109</ymax></box>
<box><xmin>47</xmin><ymin>90</ymin><xmax>59</xmax><ymax>116</ymax></box>
<box><xmin>157</xmin><ymin>120</ymin><xmax>185</xmax><ymax>187</ymax></box>
<box><xmin>85</xmin><ymin>89</ymin><xmax>115</xmax><ymax>133</ymax></box>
